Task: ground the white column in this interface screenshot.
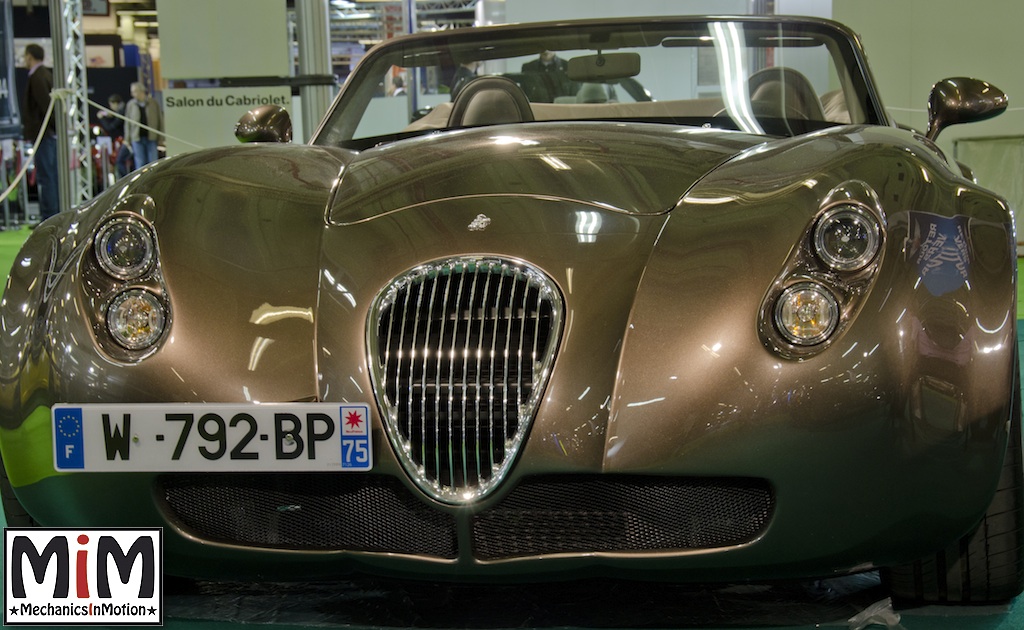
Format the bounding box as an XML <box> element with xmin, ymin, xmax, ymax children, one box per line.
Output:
<box><xmin>294</xmin><ymin>0</ymin><xmax>333</xmax><ymax>142</ymax></box>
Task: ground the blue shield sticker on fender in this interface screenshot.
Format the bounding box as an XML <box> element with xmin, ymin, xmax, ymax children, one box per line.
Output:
<box><xmin>909</xmin><ymin>212</ymin><xmax>970</xmax><ymax>296</ymax></box>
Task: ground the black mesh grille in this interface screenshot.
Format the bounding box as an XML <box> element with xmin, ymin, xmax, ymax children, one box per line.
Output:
<box><xmin>472</xmin><ymin>476</ymin><xmax>774</xmax><ymax>560</ymax></box>
<box><xmin>160</xmin><ymin>474</ymin><xmax>457</xmax><ymax>558</ymax></box>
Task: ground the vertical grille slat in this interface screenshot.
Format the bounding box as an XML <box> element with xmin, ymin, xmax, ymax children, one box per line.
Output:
<box><xmin>461</xmin><ymin>267</ymin><xmax>480</xmax><ymax>488</ymax></box>
<box><xmin>407</xmin><ymin>281</ymin><xmax>423</xmax><ymax>455</ymax></box>
<box><xmin>487</xmin><ymin>271</ymin><xmax>506</xmax><ymax>473</ymax></box>
<box><xmin>502</xmin><ymin>271</ymin><xmax>517</xmax><ymax>460</ymax></box>
<box><xmin>516</xmin><ymin>272</ymin><xmax>528</xmax><ymax>428</ymax></box>
<box><xmin>436</xmin><ymin>273</ymin><xmax>452</xmax><ymax>486</ymax></box>
<box><xmin>474</xmin><ymin>271</ymin><xmax>491</xmax><ymax>482</ymax></box>
<box><xmin>371</xmin><ymin>258</ymin><xmax>563</xmax><ymax>505</ymax></box>
<box><xmin>419</xmin><ymin>279</ymin><xmax>437</xmax><ymax>474</ymax></box>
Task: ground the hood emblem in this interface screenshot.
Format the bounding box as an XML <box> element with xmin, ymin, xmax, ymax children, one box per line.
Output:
<box><xmin>468</xmin><ymin>214</ymin><xmax>491</xmax><ymax>231</ymax></box>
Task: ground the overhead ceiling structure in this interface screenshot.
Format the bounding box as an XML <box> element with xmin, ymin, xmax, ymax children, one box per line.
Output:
<box><xmin>333</xmin><ymin>0</ymin><xmax>480</xmax><ymax>40</ymax></box>
<box><xmin>107</xmin><ymin>0</ymin><xmax>481</xmax><ymax>45</ymax></box>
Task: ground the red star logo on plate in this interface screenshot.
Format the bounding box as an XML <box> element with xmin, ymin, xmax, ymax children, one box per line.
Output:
<box><xmin>345</xmin><ymin>410</ymin><xmax>363</xmax><ymax>429</ymax></box>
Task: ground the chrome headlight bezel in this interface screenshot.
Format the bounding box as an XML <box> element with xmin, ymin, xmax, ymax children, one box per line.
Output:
<box><xmin>105</xmin><ymin>288</ymin><xmax>167</xmax><ymax>351</ymax></box>
<box><xmin>773</xmin><ymin>281</ymin><xmax>840</xmax><ymax>346</ymax></box>
<box><xmin>812</xmin><ymin>204</ymin><xmax>881</xmax><ymax>272</ymax></box>
<box><xmin>94</xmin><ymin>215</ymin><xmax>157</xmax><ymax>281</ymax></box>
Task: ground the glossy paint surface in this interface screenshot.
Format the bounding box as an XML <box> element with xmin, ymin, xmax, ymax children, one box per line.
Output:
<box><xmin>0</xmin><ymin>16</ymin><xmax>1015</xmax><ymax>583</ymax></box>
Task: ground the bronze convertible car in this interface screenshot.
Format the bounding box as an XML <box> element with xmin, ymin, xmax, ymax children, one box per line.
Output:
<box><xmin>1</xmin><ymin>15</ymin><xmax>1019</xmax><ymax>603</ymax></box>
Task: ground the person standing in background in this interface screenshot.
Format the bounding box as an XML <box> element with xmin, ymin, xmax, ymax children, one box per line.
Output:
<box><xmin>97</xmin><ymin>93</ymin><xmax>132</xmax><ymax>178</ymax></box>
<box><xmin>21</xmin><ymin>43</ymin><xmax>58</xmax><ymax>222</ymax></box>
<box><xmin>125</xmin><ymin>82</ymin><xmax>162</xmax><ymax>168</ymax></box>
<box><xmin>391</xmin><ymin>75</ymin><xmax>406</xmax><ymax>96</ymax></box>
<box><xmin>521</xmin><ymin>50</ymin><xmax>576</xmax><ymax>101</ymax></box>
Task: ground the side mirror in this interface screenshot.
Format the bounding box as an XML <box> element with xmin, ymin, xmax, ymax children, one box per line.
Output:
<box><xmin>235</xmin><ymin>105</ymin><xmax>292</xmax><ymax>143</ymax></box>
<box><xmin>925</xmin><ymin>77</ymin><xmax>1007</xmax><ymax>141</ymax></box>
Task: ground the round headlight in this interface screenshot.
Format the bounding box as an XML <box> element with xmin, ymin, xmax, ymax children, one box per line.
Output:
<box><xmin>95</xmin><ymin>216</ymin><xmax>156</xmax><ymax>280</ymax></box>
<box><xmin>106</xmin><ymin>289</ymin><xmax>166</xmax><ymax>350</ymax></box>
<box><xmin>813</xmin><ymin>205</ymin><xmax>880</xmax><ymax>272</ymax></box>
<box><xmin>773</xmin><ymin>282</ymin><xmax>840</xmax><ymax>346</ymax></box>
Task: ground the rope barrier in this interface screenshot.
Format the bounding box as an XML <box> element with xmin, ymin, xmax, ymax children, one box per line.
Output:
<box><xmin>0</xmin><ymin>89</ymin><xmax>59</xmax><ymax>210</ymax></box>
<box><xmin>86</xmin><ymin>96</ymin><xmax>203</xmax><ymax>150</ymax></box>
<box><xmin>0</xmin><ymin>88</ymin><xmax>206</xmax><ymax>219</ymax></box>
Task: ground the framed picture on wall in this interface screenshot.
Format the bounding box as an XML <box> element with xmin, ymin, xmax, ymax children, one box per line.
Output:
<box><xmin>13</xmin><ymin>38</ymin><xmax>53</xmax><ymax>66</ymax></box>
<box><xmin>83</xmin><ymin>0</ymin><xmax>110</xmax><ymax>16</ymax></box>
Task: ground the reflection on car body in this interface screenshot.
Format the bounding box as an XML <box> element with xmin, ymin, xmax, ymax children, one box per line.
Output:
<box><xmin>0</xmin><ymin>15</ymin><xmax>1019</xmax><ymax>605</ymax></box>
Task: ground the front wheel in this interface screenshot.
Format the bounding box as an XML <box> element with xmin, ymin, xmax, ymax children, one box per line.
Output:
<box><xmin>884</xmin><ymin>365</ymin><xmax>1024</xmax><ymax>604</ymax></box>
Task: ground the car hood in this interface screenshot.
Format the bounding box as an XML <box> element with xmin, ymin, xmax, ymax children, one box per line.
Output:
<box><xmin>329</xmin><ymin>123</ymin><xmax>765</xmax><ymax>224</ymax></box>
<box><xmin>19</xmin><ymin>125</ymin><xmax>764</xmax><ymax>422</ymax></box>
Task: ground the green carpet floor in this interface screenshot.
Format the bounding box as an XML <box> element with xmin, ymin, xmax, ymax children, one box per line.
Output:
<box><xmin>0</xmin><ymin>224</ymin><xmax>28</xmax><ymax>289</ymax></box>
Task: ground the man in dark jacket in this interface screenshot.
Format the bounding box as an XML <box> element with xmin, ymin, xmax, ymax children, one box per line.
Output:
<box><xmin>21</xmin><ymin>44</ymin><xmax>58</xmax><ymax>221</ymax></box>
<box><xmin>521</xmin><ymin>51</ymin><xmax>575</xmax><ymax>101</ymax></box>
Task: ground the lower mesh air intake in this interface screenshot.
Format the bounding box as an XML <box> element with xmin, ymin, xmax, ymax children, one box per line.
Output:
<box><xmin>160</xmin><ymin>473</ymin><xmax>458</xmax><ymax>558</ymax></box>
<box><xmin>472</xmin><ymin>475</ymin><xmax>774</xmax><ymax>560</ymax></box>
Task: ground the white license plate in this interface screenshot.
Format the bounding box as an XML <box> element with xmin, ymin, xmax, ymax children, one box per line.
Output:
<box><xmin>52</xmin><ymin>403</ymin><xmax>373</xmax><ymax>472</ymax></box>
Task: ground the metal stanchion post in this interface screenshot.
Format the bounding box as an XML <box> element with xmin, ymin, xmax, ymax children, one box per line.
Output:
<box><xmin>0</xmin><ymin>151</ymin><xmax>9</xmax><ymax>230</ymax></box>
<box><xmin>97</xmin><ymin>143</ymin><xmax>108</xmax><ymax>192</ymax></box>
<box><xmin>18</xmin><ymin>142</ymin><xmax>30</xmax><ymax>223</ymax></box>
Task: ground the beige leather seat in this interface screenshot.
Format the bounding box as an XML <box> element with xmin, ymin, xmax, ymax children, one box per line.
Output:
<box><xmin>748</xmin><ymin>67</ymin><xmax>826</xmax><ymax>121</ymax></box>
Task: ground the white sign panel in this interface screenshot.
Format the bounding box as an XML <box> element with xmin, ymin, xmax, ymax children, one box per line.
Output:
<box><xmin>162</xmin><ymin>86</ymin><xmax>292</xmax><ymax>156</ymax></box>
<box><xmin>158</xmin><ymin>0</ymin><xmax>289</xmax><ymax>80</ymax></box>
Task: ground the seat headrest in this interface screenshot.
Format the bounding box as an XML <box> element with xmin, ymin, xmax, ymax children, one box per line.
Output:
<box><xmin>747</xmin><ymin>66</ymin><xmax>826</xmax><ymax>121</ymax></box>
<box><xmin>448</xmin><ymin>76</ymin><xmax>535</xmax><ymax>127</ymax></box>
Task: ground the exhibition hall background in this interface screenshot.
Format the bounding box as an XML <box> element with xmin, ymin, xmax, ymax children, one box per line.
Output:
<box><xmin>9</xmin><ymin>0</ymin><xmax>1022</xmax><ymax>237</ymax></box>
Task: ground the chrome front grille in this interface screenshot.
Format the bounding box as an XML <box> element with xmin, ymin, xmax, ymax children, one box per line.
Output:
<box><xmin>370</xmin><ymin>257</ymin><xmax>563</xmax><ymax>504</ymax></box>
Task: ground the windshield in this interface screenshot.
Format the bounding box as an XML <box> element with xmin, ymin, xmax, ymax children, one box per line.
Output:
<box><xmin>315</xmin><ymin>18</ymin><xmax>884</xmax><ymax>149</ymax></box>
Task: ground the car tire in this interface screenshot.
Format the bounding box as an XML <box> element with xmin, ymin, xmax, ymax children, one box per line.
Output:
<box><xmin>0</xmin><ymin>456</ymin><xmax>37</xmax><ymax>527</ymax></box>
<box><xmin>884</xmin><ymin>362</ymin><xmax>1024</xmax><ymax>604</ymax></box>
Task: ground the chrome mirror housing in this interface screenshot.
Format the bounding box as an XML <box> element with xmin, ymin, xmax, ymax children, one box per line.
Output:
<box><xmin>925</xmin><ymin>77</ymin><xmax>1007</xmax><ymax>141</ymax></box>
<box><xmin>234</xmin><ymin>104</ymin><xmax>293</xmax><ymax>143</ymax></box>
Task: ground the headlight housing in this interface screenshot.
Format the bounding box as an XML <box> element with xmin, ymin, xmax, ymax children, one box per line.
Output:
<box><xmin>812</xmin><ymin>205</ymin><xmax>881</xmax><ymax>272</ymax></box>
<box><xmin>759</xmin><ymin>182</ymin><xmax>885</xmax><ymax>358</ymax></box>
<box><xmin>106</xmin><ymin>289</ymin><xmax>166</xmax><ymax>350</ymax></box>
<box><xmin>773</xmin><ymin>282</ymin><xmax>840</xmax><ymax>346</ymax></box>
<box><xmin>95</xmin><ymin>215</ymin><xmax>156</xmax><ymax>280</ymax></box>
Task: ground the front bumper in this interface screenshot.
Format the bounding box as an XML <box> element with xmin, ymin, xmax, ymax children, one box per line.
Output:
<box><xmin>4</xmin><ymin>393</ymin><xmax>1007</xmax><ymax>583</ymax></box>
